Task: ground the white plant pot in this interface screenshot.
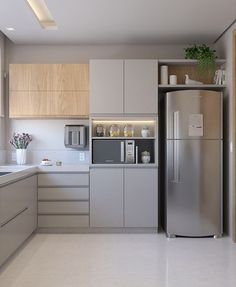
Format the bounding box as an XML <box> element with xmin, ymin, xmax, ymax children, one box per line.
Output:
<box><xmin>16</xmin><ymin>149</ymin><xmax>27</xmax><ymax>165</ymax></box>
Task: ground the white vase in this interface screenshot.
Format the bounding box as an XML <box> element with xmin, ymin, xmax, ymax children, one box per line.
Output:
<box><xmin>16</xmin><ymin>149</ymin><xmax>27</xmax><ymax>165</ymax></box>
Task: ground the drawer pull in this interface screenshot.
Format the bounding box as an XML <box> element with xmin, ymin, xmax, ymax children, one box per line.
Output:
<box><xmin>0</xmin><ymin>207</ymin><xmax>28</xmax><ymax>228</ymax></box>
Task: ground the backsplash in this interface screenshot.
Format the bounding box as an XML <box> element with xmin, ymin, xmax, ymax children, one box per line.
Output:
<box><xmin>7</xmin><ymin>119</ymin><xmax>90</xmax><ymax>165</ymax></box>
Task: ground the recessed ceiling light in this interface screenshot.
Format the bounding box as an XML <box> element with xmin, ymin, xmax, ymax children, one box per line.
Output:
<box><xmin>26</xmin><ymin>0</ymin><xmax>57</xmax><ymax>30</ymax></box>
<box><xmin>6</xmin><ymin>27</ymin><xmax>15</xmax><ymax>31</ymax></box>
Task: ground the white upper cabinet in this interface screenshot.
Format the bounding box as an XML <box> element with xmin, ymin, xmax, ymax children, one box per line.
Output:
<box><xmin>90</xmin><ymin>60</ymin><xmax>124</xmax><ymax>114</ymax></box>
<box><xmin>124</xmin><ymin>60</ymin><xmax>158</xmax><ymax>114</ymax></box>
<box><xmin>90</xmin><ymin>59</ymin><xmax>158</xmax><ymax>114</ymax></box>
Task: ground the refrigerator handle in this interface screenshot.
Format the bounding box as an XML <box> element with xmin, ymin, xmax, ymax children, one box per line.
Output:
<box><xmin>121</xmin><ymin>141</ymin><xmax>125</xmax><ymax>162</ymax></box>
<box><xmin>173</xmin><ymin>140</ymin><xmax>180</xmax><ymax>183</ymax></box>
<box><xmin>173</xmin><ymin>111</ymin><xmax>179</xmax><ymax>139</ymax></box>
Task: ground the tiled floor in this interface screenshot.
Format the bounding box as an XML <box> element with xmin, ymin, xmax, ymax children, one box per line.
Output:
<box><xmin>0</xmin><ymin>233</ymin><xmax>236</xmax><ymax>287</ymax></box>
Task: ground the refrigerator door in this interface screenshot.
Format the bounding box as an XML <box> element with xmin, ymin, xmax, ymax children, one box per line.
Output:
<box><xmin>166</xmin><ymin>139</ymin><xmax>222</xmax><ymax>237</ymax></box>
<box><xmin>166</xmin><ymin>90</ymin><xmax>222</xmax><ymax>140</ymax></box>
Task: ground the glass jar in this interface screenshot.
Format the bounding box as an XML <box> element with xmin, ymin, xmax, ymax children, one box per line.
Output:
<box><xmin>109</xmin><ymin>124</ymin><xmax>120</xmax><ymax>137</ymax></box>
<box><xmin>95</xmin><ymin>124</ymin><xmax>106</xmax><ymax>137</ymax></box>
<box><xmin>141</xmin><ymin>126</ymin><xmax>150</xmax><ymax>137</ymax></box>
<box><xmin>123</xmin><ymin>124</ymin><xmax>134</xmax><ymax>137</ymax></box>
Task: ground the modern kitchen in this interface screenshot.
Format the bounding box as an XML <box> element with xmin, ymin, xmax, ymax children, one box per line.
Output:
<box><xmin>0</xmin><ymin>1</ymin><xmax>236</xmax><ymax>287</ymax></box>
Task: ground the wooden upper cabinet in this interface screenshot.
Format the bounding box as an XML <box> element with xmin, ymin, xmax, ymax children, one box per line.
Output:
<box><xmin>9</xmin><ymin>64</ymin><xmax>89</xmax><ymax>118</ymax></box>
<box><xmin>9</xmin><ymin>64</ymin><xmax>30</xmax><ymax>90</ymax></box>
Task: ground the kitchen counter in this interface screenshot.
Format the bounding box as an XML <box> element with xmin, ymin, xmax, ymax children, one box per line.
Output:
<box><xmin>38</xmin><ymin>164</ymin><xmax>89</xmax><ymax>173</ymax></box>
<box><xmin>0</xmin><ymin>164</ymin><xmax>90</xmax><ymax>186</ymax></box>
<box><xmin>0</xmin><ymin>165</ymin><xmax>37</xmax><ymax>186</ymax></box>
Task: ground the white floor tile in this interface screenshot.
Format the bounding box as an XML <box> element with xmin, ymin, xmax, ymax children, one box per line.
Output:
<box><xmin>0</xmin><ymin>233</ymin><xmax>236</xmax><ymax>287</ymax></box>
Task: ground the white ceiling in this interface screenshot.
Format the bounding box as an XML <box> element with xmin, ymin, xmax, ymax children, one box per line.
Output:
<box><xmin>0</xmin><ymin>0</ymin><xmax>235</xmax><ymax>45</ymax></box>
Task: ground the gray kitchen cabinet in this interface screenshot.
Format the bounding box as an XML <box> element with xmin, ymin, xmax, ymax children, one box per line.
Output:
<box><xmin>37</xmin><ymin>172</ymin><xmax>90</xmax><ymax>229</ymax></box>
<box><xmin>90</xmin><ymin>59</ymin><xmax>158</xmax><ymax>115</ymax></box>
<box><xmin>90</xmin><ymin>167</ymin><xmax>158</xmax><ymax>229</ymax></box>
<box><xmin>124</xmin><ymin>168</ymin><xmax>158</xmax><ymax>227</ymax></box>
<box><xmin>90</xmin><ymin>60</ymin><xmax>124</xmax><ymax>114</ymax></box>
<box><xmin>124</xmin><ymin>60</ymin><xmax>158</xmax><ymax>114</ymax></box>
<box><xmin>0</xmin><ymin>175</ymin><xmax>37</xmax><ymax>266</ymax></box>
<box><xmin>90</xmin><ymin>168</ymin><xmax>123</xmax><ymax>227</ymax></box>
<box><xmin>38</xmin><ymin>173</ymin><xmax>89</xmax><ymax>186</ymax></box>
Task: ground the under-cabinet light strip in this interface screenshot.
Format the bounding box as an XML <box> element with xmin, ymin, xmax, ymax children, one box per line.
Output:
<box><xmin>93</xmin><ymin>120</ymin><xmax>155</xmax><ymax>124</ymax></box>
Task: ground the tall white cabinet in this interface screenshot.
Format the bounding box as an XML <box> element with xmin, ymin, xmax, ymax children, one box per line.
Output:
<box><xmin>89</xmin><ymin>58</ymin><xmax>159</xmax><ymax>231</ymax></box>
<box><xmin>90</xmin><ymin>59</ymin><xmax>158</xmax><ymax>114</ymax></box>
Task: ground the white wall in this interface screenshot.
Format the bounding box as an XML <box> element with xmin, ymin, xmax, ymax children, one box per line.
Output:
<box><xmin>5</xmin><ymin>41</ymin><xmax>188</xmax><ymax>165</ymax></box>
<box><xmin>7</xmin><ymin>119</ymin><xmax>89</xmax><ymax>165</ymax></box>
<box><xmin>214</xmin><ymin>22</ymin><xmax>236</xmax><ymax>238</ymax></box>
<box><xmin>6</xmin><ymin>42</ymin><xmax>187</xmax><ymax>63</ymax></box>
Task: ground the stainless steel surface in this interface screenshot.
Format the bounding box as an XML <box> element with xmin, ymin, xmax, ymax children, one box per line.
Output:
<box><xmin>165</xmin><ymin>90</ymin><xmax>222</xmax><ymax>237</ymax></box>
<box><xmin>125</xmin><ymin>140</ymin><xmax>135</xmax><ymax>163</ymax></box>
<box><xmin>166</xmin><ymin>90</ymin><xmax>222</xmax><ymax>140</ymax></box>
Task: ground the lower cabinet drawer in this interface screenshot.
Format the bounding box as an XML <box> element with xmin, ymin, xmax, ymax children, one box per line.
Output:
<box><xmin>38</xmin><ymin>215</ymin><xmax>89</xmax><ymax>228</ymax></box>
<box><xmin>38</xmin><ymin>173</ymin><xmax>89</xmax><ymax>186</ymax></box>
<box><xmin>38</xmin><ymin>202</ymin><xmax>89</xmax><ymax>214</ymax></box>
<box><xmin>0</xmin><ymin>208</ymin><xmax>36</xmax><ymax>266</ymax></box>
<box><xmin>38</xmin><ymin>187</ymin><xmax>89</xmax><ymax>201</ymax></box>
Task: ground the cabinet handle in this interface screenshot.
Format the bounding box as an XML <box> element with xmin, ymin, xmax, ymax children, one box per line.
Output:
<box><xmin>0</xmin><ymin>207</ymin><xmax>28</xmax><ymax>228</ymax></box>
<box><xmin>121</xmin><ymin>141</ymin><xmax>124</xmax><ymax>162</ymax></box>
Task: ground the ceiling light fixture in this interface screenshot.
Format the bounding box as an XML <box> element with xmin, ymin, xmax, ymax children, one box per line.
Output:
<box><xmin>26</xmin><ymin>0</ymin><xmax>57</xmax><ymax>30</ymax></box>
<box><xmin>6</xmin><ymin>27</ymin><xmax>15</xmax><ymax>31</ymax></box>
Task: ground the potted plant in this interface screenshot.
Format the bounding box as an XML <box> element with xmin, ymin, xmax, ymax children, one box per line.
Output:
<box><xmin>184</xmin><ymin>44</ymin><xmax>217</xmax><ymax>74</ymax></box>
<box><xmin>10</xmin><ymin>133</ymin><xmax>32</xmax><ymax>165</ymax></box>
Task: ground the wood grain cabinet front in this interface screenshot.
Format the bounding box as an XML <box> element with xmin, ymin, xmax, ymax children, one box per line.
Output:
<box><xmin>9</xmin><ymin>64</ymin><xmax>89</xmax><ymax>118</ymax></box>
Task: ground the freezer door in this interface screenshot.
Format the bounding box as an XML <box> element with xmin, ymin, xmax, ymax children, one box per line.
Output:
<box><xmin>166</xmin><ymin>139</ymin><xmax>222</xmax><ymax>237</ymax></box>
<box><xmin>166</xmin><ymin>90</ymin><xmax>222</xmax><ymax>139</ymax></box>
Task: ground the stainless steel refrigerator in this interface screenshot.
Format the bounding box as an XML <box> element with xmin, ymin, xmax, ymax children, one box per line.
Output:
<box><xmin>164</xmin><ymin>90</ymin><xmax>222</xmax><ymax>237</ymax></box>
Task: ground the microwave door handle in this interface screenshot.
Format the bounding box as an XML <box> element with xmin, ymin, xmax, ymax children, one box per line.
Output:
<box><xmin>121</xmin><ymin>141</ymin><xmax>125</xmax><ymax>162</ymax></box>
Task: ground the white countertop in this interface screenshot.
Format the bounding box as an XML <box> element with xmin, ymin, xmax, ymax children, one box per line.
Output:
<box><xmin>37</xmin><ymin>164</ymin><xmax>89</xmax><ymax>172</ymax></box>
<box><xmin>0</xmin><ymin>164</ymin><xmax>90</xmax><ymax>186</ymax></box>
<box><xmin>0</xmin><ymin>165</ymin><xmax>37</xmax><ymax>186</ymax></box>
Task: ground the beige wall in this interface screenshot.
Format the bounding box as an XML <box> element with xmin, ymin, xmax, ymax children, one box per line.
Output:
<box><xmin>214</xmin><ymin>22</ymin><xmax>236</xmax><ymax>238</ymax></box>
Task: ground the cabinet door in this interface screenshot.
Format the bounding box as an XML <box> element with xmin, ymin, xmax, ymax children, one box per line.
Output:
<box><xmin>49</xmin><ymin>91</ymin><xmax>89</xmax><ymax>117</ymax></box>
<box><xmin>124</xmin><ymin>168</ymin><xmax>158</xmax><ymax>227</ymax></box>
<box><xmin>90</xmin><ymin>168</ymin><xmax>123</xmax><ymax>227</ymax></box>
<box><xmin>90</xmin><ymin>60</ymin><xmax>123</xmax><ymax>114</ymax></box>
<box><xmin>124</xmin><ymin>60</ymin><xmax>158</xmax><ymax>114</ymax></box>
<box><xmin>9</xmin><ymin>91</ymin><xmax>50</xmax><ymax>117</ymax></box>
<box><xmin>9</xmin><ymin>64</ymin><xmax>89</xmax><ymax>118</ymax></box>
<box><xmin>0</xmin><ymin>175</ymin><xmax>37</xmax><ymax>266</ymax></box>
<box><xmin>9</xmin><ymin>64</ymin><xmax>30</xmax><ymax>91</ymax></box>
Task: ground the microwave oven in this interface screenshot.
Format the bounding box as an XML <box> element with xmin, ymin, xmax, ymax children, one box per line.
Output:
<box><xmin>92</xmin><ymin>139</ymin><xmax>135</xmax><ymax>164</ymax></box>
